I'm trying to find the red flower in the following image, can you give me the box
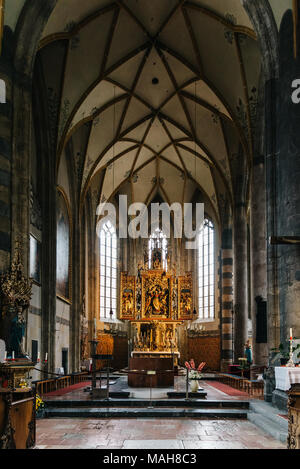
[190,359,196,370]
[197,362,206,372]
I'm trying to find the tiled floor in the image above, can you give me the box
[35,418,286,449]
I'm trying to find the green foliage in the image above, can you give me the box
[271,342,300,359]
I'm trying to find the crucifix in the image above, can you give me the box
[269,236,300,245]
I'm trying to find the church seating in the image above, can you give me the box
[0,389,36,449]
[33,371,89,395]
[217,373,264,398]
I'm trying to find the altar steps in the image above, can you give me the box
[44,407,248,419]
[44,398,249,419]
[167,391,207,399]
[247,401,288,444]
[44,399,249,409]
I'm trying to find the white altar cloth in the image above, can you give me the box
[275,367,300,391]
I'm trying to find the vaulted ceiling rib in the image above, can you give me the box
[39,0,261,219]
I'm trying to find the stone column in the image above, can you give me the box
[276,10,300,343]
[233,204,248,360]
[0,61,12,272]
[251,156,268,365]
[220,227,234,371]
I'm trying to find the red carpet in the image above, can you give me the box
[206,381,249,397]
[43,381,91,396]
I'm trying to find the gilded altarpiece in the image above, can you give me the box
[178,274,193,320]
[120,266,193,358]
[120,273,136,320]
[142,270,172,320]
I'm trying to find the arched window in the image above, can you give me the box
[148,228,168,270]
[100,220,117,319]
[198,219,215,320]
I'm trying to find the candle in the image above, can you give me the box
[4,351,7,361]
[12,351,15,360]
[37,352,40,362]
[45,353,48,362]
[290,328,293,340]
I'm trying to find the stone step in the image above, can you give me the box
[167,391,207,399]
[247,401,288,444]
[83,391,130,398]
[249,400,288,429]
[44,399,249,409]
[45,407,248,419]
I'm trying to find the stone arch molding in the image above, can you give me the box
[241,0,279,80]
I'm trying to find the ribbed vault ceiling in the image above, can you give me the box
[39,0,261,218]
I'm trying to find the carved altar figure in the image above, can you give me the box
[9,307,26,357]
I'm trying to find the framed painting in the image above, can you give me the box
[56,188,71,302]
[29,234,41,285]
[120,273,136,320]
[141,270,172,320]
[178,274,193,320]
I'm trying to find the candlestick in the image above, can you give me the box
[287,330,295,367]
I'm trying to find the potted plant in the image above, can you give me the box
[271,343,300,366]
[185,360,206,393]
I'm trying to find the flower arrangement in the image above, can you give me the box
[36,394,45,418]
[185,359,206,380]
[19,378,29,389]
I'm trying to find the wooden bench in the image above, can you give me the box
[33,371,89,395]
[217,373,264,398]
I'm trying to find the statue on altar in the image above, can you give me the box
[9,306,26,357]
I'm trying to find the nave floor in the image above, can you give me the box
[35,417,286,449]
[42,375,251,401]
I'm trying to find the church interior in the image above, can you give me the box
[0,0,300,451]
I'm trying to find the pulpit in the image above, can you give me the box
[0,387,36,449]
[287,384,300,449]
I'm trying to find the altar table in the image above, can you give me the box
[128,357,174,388]
[275,367,300,391]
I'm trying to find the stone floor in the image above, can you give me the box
[35,418,286,449]
[43,375,251,401]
